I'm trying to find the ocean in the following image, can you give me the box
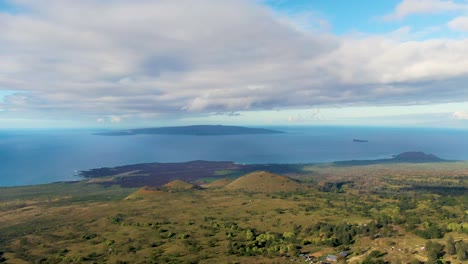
[1,126,467,187]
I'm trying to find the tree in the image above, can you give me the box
[282,232,295,241]
[245,229,255,241]
[425,241,444,264]
[446,236,455,255]
[456,241,468,261]
[426,250,438,264]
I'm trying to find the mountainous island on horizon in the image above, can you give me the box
[94,125,284,136]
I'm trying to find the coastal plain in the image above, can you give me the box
[0,160,467,263]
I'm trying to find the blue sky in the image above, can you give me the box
[265,0,468,38]
[265,0,401,34]
[0,0,19,14]
[1,0,468,128]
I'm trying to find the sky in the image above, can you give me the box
[1,0,468,128]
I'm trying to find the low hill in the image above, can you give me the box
[124,186,164,200]
[78,160,307,188]
[201,178,233,189]
[95,125,283,136]
[162,180,198,191]
[333,151,447,166]
[224,171,301,192]
[392,152,444,162]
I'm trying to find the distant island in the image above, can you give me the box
[353,139,368,143]
[333,151,447,166]
[95,125,284,136]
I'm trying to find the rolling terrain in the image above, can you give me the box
[78,160,307,188]
[0,158,467,263]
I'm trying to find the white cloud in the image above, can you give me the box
[110,116,122,123]
[0,0,468,123]
[97,118,104,123]
[385,0,465,20]
[452,111,468,120]
[287,116,302,122]
[448,16,468,31]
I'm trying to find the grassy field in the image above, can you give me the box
[0,163,467,263]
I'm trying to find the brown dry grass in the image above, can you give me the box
[201,178,232,189]
[224,171,301,193]
[162,179,197,190]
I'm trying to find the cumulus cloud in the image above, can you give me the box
[384,0,465,20]
[96,116,122,123]
[448,16,468,31]
[452,111,468,120]
[1,0,468,122]
[110,116,122,123]
[287,116,302,123]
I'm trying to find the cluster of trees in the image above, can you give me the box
[302,221,395,247]
[224,220,396,258]
[355,192,466,240]
[445,236,468,261]
[363,211,447,240]
[414,224,445,240]
[424,237,468,264]
[228,229,300,257]
[317,181,352,193]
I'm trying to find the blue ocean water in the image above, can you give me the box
[0,126,467,187]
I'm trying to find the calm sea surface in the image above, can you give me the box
[1,126,467,187]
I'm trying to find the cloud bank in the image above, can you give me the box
[1,0,468,123]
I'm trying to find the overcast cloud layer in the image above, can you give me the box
[1,0,468,124]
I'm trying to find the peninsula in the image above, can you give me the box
[79,152,449,188]
[333,151,447,166]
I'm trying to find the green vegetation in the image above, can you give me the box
[0,162,467,263]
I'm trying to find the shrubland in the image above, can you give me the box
[0,162,467,263]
